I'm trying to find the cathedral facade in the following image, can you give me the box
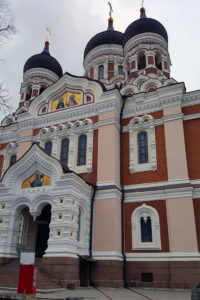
[0,6,199,289]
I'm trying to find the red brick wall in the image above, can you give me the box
[146,67,157,75]
[147,56,154,65]
[122,125,168,185]
[90,67,94,79]
[131,61,136,70]
[0,156,4,178]
[125,200,169,252]
[183,104,200,115]
[184,119,200,180]
[108,62,114,80]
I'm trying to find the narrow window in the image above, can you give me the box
[77,134,87,166]
[138,52,146,70]
[98,65,104,80]
[10,154,17,167]
[77,208,82,242]
[44,141,52,156]
[140,216,152,242]
[155,53,162,70]
[118,65,123,75]
[138,131,148,164]
[60,138,69,166]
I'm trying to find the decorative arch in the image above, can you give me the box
[2,144,63,192]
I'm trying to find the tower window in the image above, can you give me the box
[44,141,52,156]
[137,52,146,70]
[10,155,17,167]
[98,65,104,80]
[138,131,148,164]
[60,138,69,166]
[155,52,162,70]
[118,65,123,75]
[77,134,87,166]
[140,216,152,242]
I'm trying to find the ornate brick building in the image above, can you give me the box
[0,6,199,289]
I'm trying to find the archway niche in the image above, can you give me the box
[16,206,37,254]
[15,204,52,258]
[35,204,52,257]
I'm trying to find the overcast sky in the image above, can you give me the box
[0,0,200,119]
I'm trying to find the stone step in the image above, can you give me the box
[0,258,61,290]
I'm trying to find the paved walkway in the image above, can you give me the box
[0,287,192,300]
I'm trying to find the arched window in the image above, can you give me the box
[155,52,162,70]
[44,141,52,156]
[98,65,104,80]
[10,154,17,167]
[60,138,69,166]
[140,216,152,242]
[77,134,87,166]
[137,52,146,70]
[118,65,123,75]
[131,204,161,250]
[138,131,148,164]
[77,208,82,242]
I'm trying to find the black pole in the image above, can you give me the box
[89,184,97,286]
[119,94,128,288]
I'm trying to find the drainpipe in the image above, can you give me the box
[119,94,128,288]
[89,184,97,286]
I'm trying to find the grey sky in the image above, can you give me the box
[0,0,200,119]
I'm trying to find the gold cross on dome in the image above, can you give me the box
[108,2,113,18]
[141,0,144,7]
[46,27,51,42]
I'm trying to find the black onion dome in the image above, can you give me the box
[23,41,63,78]
[84,18,123,59]
[124,8,168,46]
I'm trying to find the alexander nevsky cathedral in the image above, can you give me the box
[0,3,199,290]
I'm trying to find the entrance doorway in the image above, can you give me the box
[35,204,51,257]
[16,204,51,258]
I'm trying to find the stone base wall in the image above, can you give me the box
[92,260,123,287]
[126,261,200,289]
[41,257,80,289]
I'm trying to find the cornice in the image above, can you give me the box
[122,84,184,119]
[182,89,200,107]
[23,68,59,82]
[84,44,123,69]
[124,32,168,55]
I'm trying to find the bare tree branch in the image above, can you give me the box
[0,0,16,114]
[0,82,11,113]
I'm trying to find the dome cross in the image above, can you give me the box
[108,2,113,18]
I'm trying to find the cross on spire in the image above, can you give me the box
[46,27,51,42]
[108,2,113,18]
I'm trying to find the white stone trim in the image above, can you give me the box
[93,251,123,261]
[126,252,200,261]
[131,204,161,250]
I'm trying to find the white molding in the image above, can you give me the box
[23,68,59,82]
[95,188,122,202]
[124,33,168,56]
[183,112,200,121]
[124,178,190,190]
[93,251,123,261]
[126,252,200,261]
